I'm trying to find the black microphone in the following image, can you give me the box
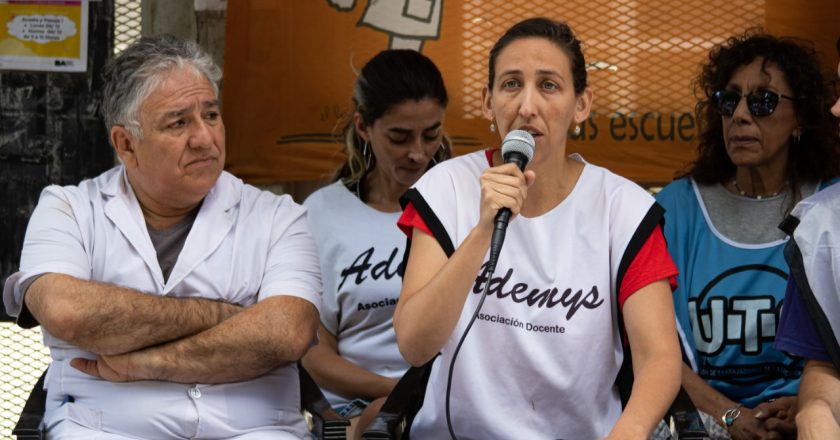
[486,129,536,273]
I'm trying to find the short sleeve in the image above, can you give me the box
[259,198,323,315]
[776,278,830,361]
[785,184,840,366]
[3,186,93,325]
[397,202,432,238]
[618,226,678,309]
[303,190,339,335]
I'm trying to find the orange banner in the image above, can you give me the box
[223,0,767,184]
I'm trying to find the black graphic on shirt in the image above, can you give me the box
[472,262,604,321]
[357,297,398,311]
[338,246,404,291]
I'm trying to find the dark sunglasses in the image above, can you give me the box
[711,89,796,117]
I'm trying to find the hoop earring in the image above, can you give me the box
[431,143,445,165]
[792,131,801,146]
[490,122,496,133]
[573,124,581,136]
[362,141,372,170]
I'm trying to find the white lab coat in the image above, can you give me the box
[3,167,322,439]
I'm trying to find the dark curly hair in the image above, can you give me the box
[682,29,840,200]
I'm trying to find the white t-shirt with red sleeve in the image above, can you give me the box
[398,150,676,440]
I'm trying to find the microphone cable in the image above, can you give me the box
[443,130,533,439]
[445,265,494,440]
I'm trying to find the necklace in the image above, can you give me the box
[732,179,787,200]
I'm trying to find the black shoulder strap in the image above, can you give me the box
[13,368,48,440]
[784,226,840,372]
[613,202,708,440]
[615,202,665,407]
[399,188,457,287]
[362,360,435,439]
[400,188,455,256]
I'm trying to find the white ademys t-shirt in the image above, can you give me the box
[404,151,658,440]
[305,181,409,406]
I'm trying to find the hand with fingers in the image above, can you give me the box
[477,162,536,234]
[754,396,797,439]
[71,354,143,382]
[725,404,786,440]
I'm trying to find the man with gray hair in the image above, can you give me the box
[3,34,322,439]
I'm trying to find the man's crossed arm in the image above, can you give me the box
[26,273,319,384]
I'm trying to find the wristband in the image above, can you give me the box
[721,403,743,428]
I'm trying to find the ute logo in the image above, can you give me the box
[688,265,787,356]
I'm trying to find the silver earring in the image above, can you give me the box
[431,143,445,165]
[490,122,496,133]
[793,131,801,145]
[573,124,582,136]
[362,141,372,170]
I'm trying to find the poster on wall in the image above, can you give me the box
[223,1,767,184]
[0,0,88,72]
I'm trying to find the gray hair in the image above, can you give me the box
[101,34,221,141]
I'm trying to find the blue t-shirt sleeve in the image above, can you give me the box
[776,277,831,362]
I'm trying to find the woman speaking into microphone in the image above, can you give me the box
[393,17,682,439]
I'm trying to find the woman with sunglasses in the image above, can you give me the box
[656,31,840,440]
